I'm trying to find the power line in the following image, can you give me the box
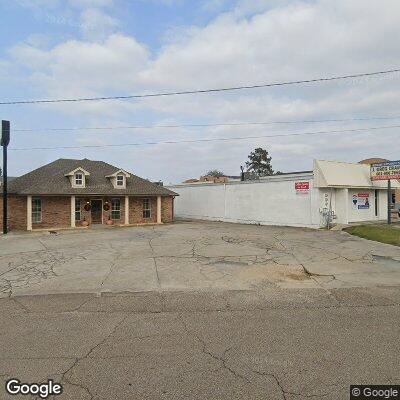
[2,68,400,105]
[11,114,400,133]
[9,124,400,151]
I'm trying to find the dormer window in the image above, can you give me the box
[116,175,124,187]
[106,169,130,189]
[75,173,83,186]
[65,167,90,188]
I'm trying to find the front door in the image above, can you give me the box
[91,200,102,224]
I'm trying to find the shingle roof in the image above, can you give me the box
[8,158,177,196]
[0,176,17,185]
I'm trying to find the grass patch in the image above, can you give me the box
[345,224,400,246]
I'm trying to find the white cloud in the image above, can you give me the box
[11,34,149,93]
[200,0,231,12]
[14,0,61,10]
[80,8,119,39]
[5,0,400,180]
[68,0,114,8]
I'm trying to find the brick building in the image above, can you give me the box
[0,158,177,232]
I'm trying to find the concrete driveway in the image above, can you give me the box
[1,220,400,297]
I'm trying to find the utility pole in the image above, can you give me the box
[388,179,392,225]
[1,120,10,234]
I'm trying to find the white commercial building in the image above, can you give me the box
[168,160,399,229]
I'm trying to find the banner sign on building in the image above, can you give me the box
[370,160,400,181]
[352,193,370,209]
[295,181,310,194]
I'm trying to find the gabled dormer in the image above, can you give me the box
[65,167,90,188]
[106,169,130,189]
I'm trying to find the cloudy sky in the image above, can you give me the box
[0,0,399,183]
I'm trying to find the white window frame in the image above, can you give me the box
[75,173,84,187]
[75,199,81,221]
[143,198,151,219]
[116,175,124,187]
[32,198,42,224]
[111,198,121,220]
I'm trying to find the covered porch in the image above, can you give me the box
[26,195,169,231]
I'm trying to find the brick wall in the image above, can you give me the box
[162,196,174,223]
[0,194,174,231]
[32,196,70,230]
[129,196,157,224]
[0,195,27,231]
[106,197,125,225]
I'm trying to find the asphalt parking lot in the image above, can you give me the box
[1,220,400,297]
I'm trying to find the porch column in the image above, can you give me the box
[343,188,349,225]
[157,196,162,224]
[27,195,32,231]
[125,196,129,225]
[71,195,76,228]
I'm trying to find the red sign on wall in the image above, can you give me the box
[295,182,310,190]
[295,181,310,194]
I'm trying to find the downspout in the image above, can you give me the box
[223,184,227,221]
[327,188,333,229]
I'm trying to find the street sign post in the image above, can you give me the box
[1,120,10,234]
[370,160,400,225]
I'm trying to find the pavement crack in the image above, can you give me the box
[301,264,336,280]
[148,237,161,288]
[179,316,248,383]
[100,253,123,289]
[85,314,128,359]
[63,373,94,400]
[250,369,331,399]
[71,297,95,312]
[11,298,30,312]
[60,314,128,397]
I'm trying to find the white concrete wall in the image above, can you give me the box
[347,189,381,223]
[378,190,388,220]
[318,188,388,224]
[334,188,348,225]
[318,188,336,227]
[169,175,321,228]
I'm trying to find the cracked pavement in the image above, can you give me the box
[1,287,400,399]
[1,220,400,297]
[0,221,400,399]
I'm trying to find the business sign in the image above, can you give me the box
[352,193,370,209]
[370,160,400,181]
[295,181,310,194]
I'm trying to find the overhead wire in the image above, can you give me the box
[9,124,400,151]
[1,68,399,105]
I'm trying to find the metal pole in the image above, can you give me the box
[240,166,245,181]
[388,179,391,225]
[1,120,10,234]
[2,144,7,234]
